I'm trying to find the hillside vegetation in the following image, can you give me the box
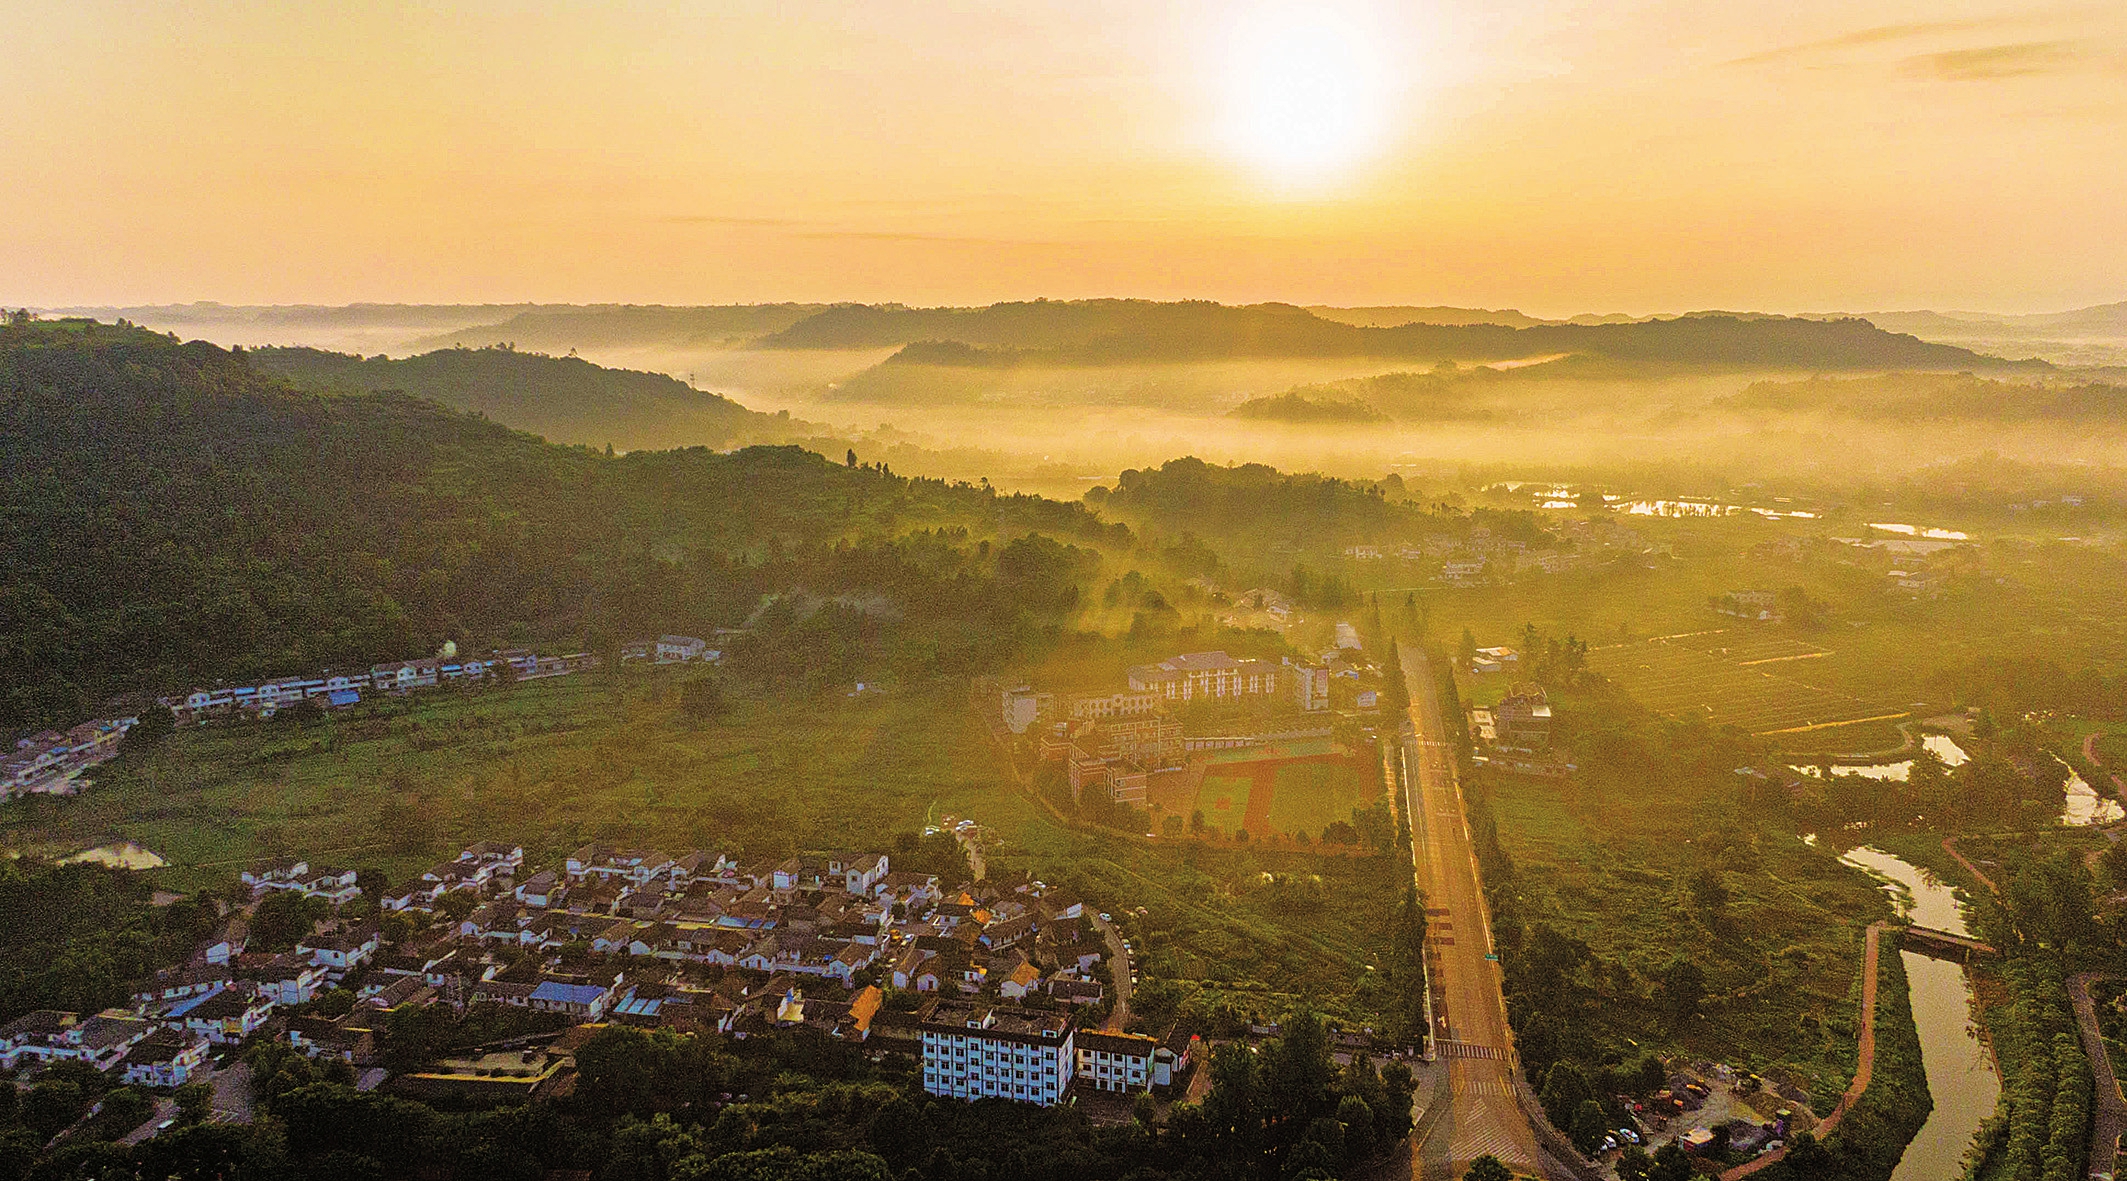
[251,345,803,451]
[0,318,1126,727]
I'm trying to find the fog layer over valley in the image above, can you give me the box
[117,298,2127,517]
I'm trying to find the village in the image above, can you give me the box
[0,832,1201,1124]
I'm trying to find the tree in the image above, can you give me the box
[1649,1140,1695,1181]
[1569,1098,1608,1156]
[1656,958,1706,1019]
[20,1080,85,1139]
[124,705,176,752]
[1687,866,1728,923]
[175,1080,215,1125]
[1464,1155,1513,1181]
[1616,1144,1654,1181]
[679,673,730,724]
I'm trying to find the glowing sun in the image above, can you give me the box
[1218,3,1395,189]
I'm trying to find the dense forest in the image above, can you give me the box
[1225,393,1387,424]
[250,345,802,452]
[0,318,1128,728]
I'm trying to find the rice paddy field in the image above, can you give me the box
[1585,631,1909,746]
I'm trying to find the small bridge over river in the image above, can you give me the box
[1900,925,1996,963]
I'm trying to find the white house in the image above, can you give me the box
[120,1031,211,1088]
[655,635,708,663]
[298,929,380,971]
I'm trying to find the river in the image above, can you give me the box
[1798,736,2121,827]
[1839,847,2001,1181]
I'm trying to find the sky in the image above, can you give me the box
[2,0,2123,315]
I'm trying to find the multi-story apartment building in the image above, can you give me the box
[1074,1029,1161,1092]
[918,1000,1075,1106]
[1127,651,1284,702]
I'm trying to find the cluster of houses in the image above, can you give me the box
[9,633,731,804]
[618,634,729,665]
[1338,526,1595,588]
[4,840,1190,1108]
[157,646,601,725]
[1469,685,1575,779]
[3,715,138,800]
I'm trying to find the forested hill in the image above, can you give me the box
[1723,372,2127,421]
[250,345,803,452]
[0,318,1128,728]
[404,303,828,352]
[758,299,2044,372]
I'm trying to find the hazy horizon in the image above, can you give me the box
[6,1,2124,314]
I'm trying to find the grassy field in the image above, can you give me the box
[1484,764,1895,1097]
[1585,634,1904,739]
[1,665,1408,1030]
[3,670,1024,887]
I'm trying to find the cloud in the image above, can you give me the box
[1906,41,2080,80]
[1728,18,2014,66]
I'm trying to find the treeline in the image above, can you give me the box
[1728,373,2127,423]
[10,1011,1413,1181]
[1089,457,1544,561]
[1961,851,2106,1181]
[0,860,218,1024]
[0,319,1131,728]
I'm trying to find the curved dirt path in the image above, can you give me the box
[1721,922,1886,1180]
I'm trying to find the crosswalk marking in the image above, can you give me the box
[1438,1040,1502,1060]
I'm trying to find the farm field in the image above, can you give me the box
[1586,631,1907,742]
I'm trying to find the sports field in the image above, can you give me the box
[1587,631,1906,739]
[1189,741,1376,839]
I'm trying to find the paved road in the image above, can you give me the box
[1397,644,1543,1179]
[1097,913,1133,1032]
[2070,973,2127,1180]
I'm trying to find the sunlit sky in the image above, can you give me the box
[3,0,2123,314]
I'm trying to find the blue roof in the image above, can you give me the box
[328,689,361,706]
[529,981,607,1006]
[165,983,226,1019]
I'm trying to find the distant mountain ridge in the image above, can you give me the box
[404,303,829,352]
[251,345,808,451]
[794,301,2044,373]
